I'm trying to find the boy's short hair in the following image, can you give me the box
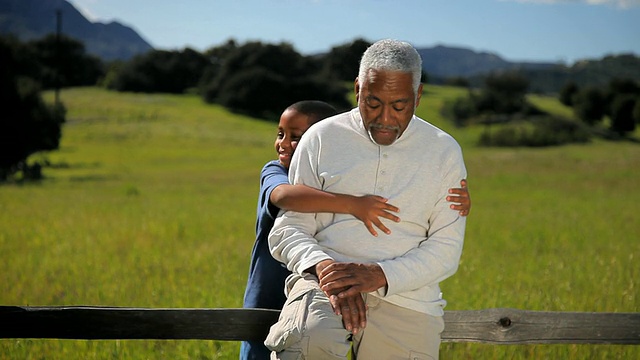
[286,100,338,125]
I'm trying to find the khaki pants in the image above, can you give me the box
[265,275,444,359]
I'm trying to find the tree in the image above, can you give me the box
[215,67,288,118]
[479,72,530,114]
[198,40,240,93]
[203,39,239,72]
[634,98,640,124]
[559,81,578,107]
[108,48,209,93]
[201,41,350,119]
[607,78,640,96]
[573,87,606,125]
[441,97,477,127]
[441,71,544,128]
[320,38,371,81]
[604,78,640,119]
[28,34,104,89]
[1,36,66,181]
[610,95,637,135]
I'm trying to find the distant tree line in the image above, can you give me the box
[559,78,640,136]
[455,54,640,95]
[442,71,639,146]
[0,35,371,180]
[4,31,639,170]
[102,39,375,119]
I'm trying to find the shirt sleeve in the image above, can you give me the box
[376,144,467,296]
[259,161,290,222]
[268,136,333,275]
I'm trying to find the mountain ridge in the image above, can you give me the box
[0,0,152,60]
[1,0,637,91]
[417,44,559,78]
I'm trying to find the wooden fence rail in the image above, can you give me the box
[1,306,639,345]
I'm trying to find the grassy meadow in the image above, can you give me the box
[1,86,638,359]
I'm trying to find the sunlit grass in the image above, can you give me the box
[1,87,638,359]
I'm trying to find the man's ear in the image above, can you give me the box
[416,83,424,106]
[354,77,360,102]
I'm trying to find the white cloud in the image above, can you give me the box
[501,0,640,8]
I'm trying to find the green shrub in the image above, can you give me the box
[479,116,590,147]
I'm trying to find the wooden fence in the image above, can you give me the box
[1,306,639,345]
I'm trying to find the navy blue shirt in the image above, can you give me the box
[241,161,292,359]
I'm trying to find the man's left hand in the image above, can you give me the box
[318,262,387,299]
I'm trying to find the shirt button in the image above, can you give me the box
[380,170,386,175]
[382,153,388,158]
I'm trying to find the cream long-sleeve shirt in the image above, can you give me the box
[268,108,467,316]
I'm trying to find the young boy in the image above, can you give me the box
[240,101,471,359]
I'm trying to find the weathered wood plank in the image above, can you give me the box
[1,306,638,345]
[442,308,640,344]
[0,306,280,341]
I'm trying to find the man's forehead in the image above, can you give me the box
[363,70,412,86]
[362,74,414,99]
[364,94,411,104]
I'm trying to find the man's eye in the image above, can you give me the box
[365,98,380,108]
[277,132,284,139]
[393,106,406,111]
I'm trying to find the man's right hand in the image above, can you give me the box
[327,290,367,334]
[312,260,367,333]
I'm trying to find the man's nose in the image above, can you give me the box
[380,106,394,124]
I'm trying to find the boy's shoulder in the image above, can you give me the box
[261,160,286,174]
[263,159,283,167]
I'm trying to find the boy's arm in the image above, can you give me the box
[271,179,472,236]
[271,184,400,236]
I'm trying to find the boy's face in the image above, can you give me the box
[275,109,312,169]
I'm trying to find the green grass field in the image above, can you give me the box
[1,87,638,359]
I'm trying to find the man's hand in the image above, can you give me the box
[312,260,379,334]
[319,262,387,333]
[318,262,387,298]
[327,291,367,334]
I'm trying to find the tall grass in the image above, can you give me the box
[0,87,638,359]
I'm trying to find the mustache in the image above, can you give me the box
[368,123,400,131]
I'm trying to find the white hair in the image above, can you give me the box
[358,39,423,96]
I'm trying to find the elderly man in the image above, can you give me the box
[265,39,467,359]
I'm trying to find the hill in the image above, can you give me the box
[2,0,636,93]
[417,45,557,78]
[419,45,640,93]
[0,0,152,60]
[522,53,640,93]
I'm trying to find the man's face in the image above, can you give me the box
[356,69,422,146]
[274,109,311,169]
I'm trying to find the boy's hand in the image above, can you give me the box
[349,195,400,236]
[447,179,471,216]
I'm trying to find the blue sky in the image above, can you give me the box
[68,0,639,64]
